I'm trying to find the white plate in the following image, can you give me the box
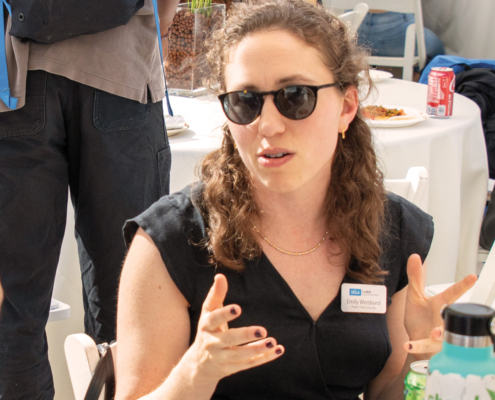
[165,115,186,130]
[365,105,429,128]
[369,70,393,83]
[167,124,189,136]
[50,298,59,310]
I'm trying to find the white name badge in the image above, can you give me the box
[341,283,387,314]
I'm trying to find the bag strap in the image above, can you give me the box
[84,343,116,400]
[151,0,174,116]
[0,0,18,109]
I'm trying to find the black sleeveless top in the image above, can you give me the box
[123,185,434,400]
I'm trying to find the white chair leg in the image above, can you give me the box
[65,334,101,400]
[402,23,416,81]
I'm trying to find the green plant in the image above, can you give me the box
[189,0,212,13]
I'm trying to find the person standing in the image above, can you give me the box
[0,0,179,398]
[357,10,445,66]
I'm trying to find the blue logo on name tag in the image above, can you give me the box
[350,289,361,296]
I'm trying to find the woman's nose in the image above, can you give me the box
[257,95,285,137]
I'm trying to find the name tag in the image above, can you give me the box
[341,283,387,314]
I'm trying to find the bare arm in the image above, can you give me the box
[115,228,213,400]
[157,0,180,36]
[116,228,284,400]
[365,256,477,400]
[157,0,181,59]
[364,286,409,400]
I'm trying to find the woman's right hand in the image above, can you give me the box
[186,274,284,382]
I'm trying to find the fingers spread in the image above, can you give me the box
[406,254,425,296]
[228,343,285,373]
[431,326,444,340]
[203,274,229,313]
[404,337,442,355]
[405,325,444,355]
[217,326,267,348]
[439,274,477,304]
[219,337,279,363]
[202,304,242,332]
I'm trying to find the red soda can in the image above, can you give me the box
[426,67,455,118]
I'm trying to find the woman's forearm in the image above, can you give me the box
[138,348,219,400]
[373,353,416,400]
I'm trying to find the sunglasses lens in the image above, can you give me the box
[276,86,316,120]
[222,91,261,124]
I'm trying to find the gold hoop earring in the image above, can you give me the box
[234,142,237,149]
[341,127,346,140]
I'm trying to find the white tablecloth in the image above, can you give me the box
[167,78,488,285]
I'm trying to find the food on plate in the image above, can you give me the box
[363,105,406,120]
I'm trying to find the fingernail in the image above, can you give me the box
[255,330,262,338]
[230,307,237,315]
[276,348,282,355]
[408,343,413,350]
[266,341,273,348]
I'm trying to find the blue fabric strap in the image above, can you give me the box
[151,0,173,116]
[0,0,18,110]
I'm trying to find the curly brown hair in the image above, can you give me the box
[195,0,387,283]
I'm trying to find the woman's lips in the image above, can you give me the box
[258,152,294,167]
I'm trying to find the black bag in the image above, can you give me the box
[84,343,116,400]
[9,0,145,44]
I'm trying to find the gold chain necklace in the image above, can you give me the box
[251,224,328,256]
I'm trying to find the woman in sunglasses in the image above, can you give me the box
[115,1,476,399]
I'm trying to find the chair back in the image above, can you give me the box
[65,334,117,400]
[384,166,428,212]
[426,241,495,309]
[323,0,415,14]
[469,241,495,307]
[337,3,369,35]
[322,0,426,80]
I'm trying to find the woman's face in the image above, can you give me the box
[224,29,358,195]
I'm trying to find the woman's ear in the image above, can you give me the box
[339,86,359,128]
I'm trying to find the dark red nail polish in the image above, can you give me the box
[266,341,274,348]
[408,343,413,350]
[255,330,262,338]
[230,307,237,315]
[276,348,282,355]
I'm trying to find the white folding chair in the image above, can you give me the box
[321,0,427,81]
[477,179,495,266]
[65,334,117,400]
[426,240,495,309]
[426,178,495,307]
[336,3,369,36]
[384,166,428,211]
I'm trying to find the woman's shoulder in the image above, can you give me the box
[383,191,435,259]
[123,184,211,304]
[385,192,433,228]
[123,184,206,248]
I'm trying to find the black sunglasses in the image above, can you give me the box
[218,83,340,125]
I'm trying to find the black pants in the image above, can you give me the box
[0,71,171,399]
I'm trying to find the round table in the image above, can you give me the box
[167,78,488,285]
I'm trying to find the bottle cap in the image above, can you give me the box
[442,303,495,337]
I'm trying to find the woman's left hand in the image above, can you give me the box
[402,254,477,359]
[405,325,444,355]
